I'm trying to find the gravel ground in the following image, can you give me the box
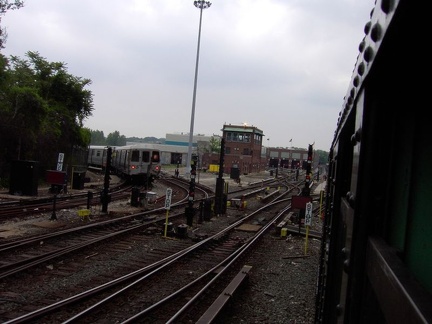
[217,228,321,324]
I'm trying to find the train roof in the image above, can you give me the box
[88,144,193,154]
[115,144,160,150]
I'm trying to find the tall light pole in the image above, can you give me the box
[186,0,211,176]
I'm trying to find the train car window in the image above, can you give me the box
[152,151,160,162]
[123,151,128,167]
[131,150,140,162]
[142,151,150,163]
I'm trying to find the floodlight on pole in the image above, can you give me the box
[186,0,211,176]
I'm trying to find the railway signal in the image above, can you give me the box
[301,144,313,197]
[215,138,226,215]
[186,158,197,226]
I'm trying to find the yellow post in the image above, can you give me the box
[304,225,310,255]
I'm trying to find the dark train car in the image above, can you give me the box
[269,157,279,168]
[315,0,430,323]
[280,158,290,169]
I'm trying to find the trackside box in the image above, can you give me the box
[46,170,67,185]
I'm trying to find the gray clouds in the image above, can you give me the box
[2,0,373,150]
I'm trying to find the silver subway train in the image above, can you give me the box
[87,144,161,183]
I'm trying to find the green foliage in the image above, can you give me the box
[89,132,165,146]
[90,129,106,145]
[209,136,221,153]
[80,128,91,147]
[0,51,94,179]
[315,149,329,165]
[106,130,126,146]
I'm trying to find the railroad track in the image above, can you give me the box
[0,182,323,323]
[0,182,133,220]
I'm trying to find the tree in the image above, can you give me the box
[315,149,329,165]
[89,129,106,145]
[208,136,221,153]
[0,51,94,180]
[0,0,24,49]
[106,131,126,146]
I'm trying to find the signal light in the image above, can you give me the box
[188,191,195,200]
[131,165,136,169]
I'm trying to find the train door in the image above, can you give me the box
[141,150,150,176]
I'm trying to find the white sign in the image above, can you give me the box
[57,153,65,171]
[305,202,313,226]
[165,188,172,210]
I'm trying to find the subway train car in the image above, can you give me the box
[88,144,161,184]
[111,144,161,183]
[87,145,110,170]
[315,0,430,323]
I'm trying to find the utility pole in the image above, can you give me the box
[186,0,212,176]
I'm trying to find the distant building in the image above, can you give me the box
[201,123,311,175]
[165,133,212,147]
[201,124,266,174]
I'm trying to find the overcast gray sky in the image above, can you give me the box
[2,0,374,151]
